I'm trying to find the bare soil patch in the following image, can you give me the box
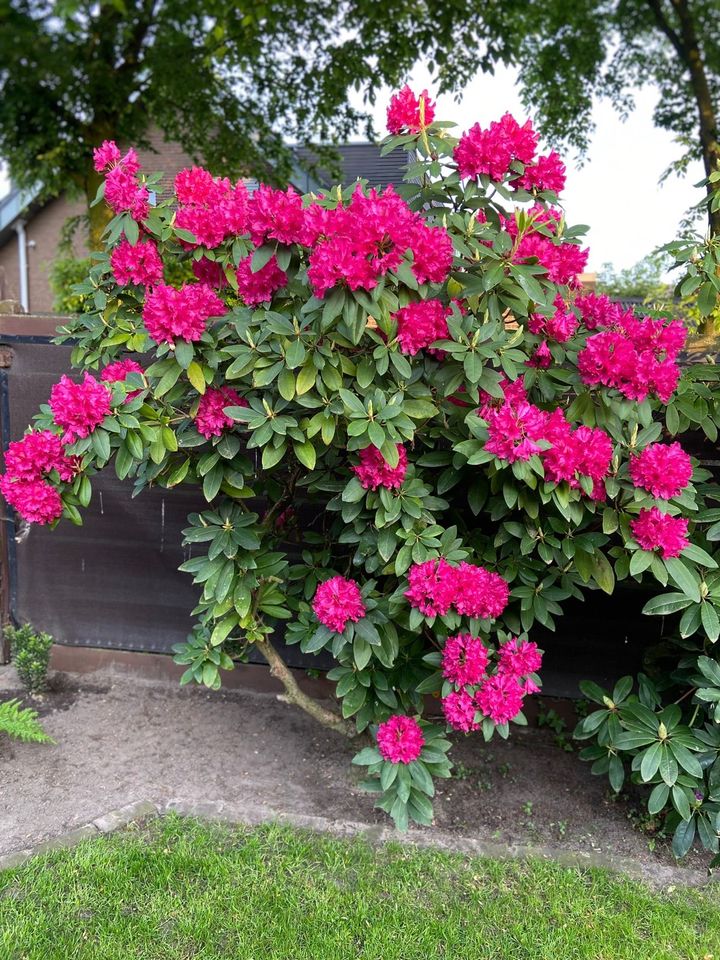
[0,663,711,885]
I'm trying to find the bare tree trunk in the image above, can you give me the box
[646,0,720,234]
[253,635,359,739]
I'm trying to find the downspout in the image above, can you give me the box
[13,220,29,312]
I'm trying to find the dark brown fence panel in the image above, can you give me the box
[0,316,672,694]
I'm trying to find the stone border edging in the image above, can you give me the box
[0,797,710,889]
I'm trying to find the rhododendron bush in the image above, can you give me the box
[6,89,720,849]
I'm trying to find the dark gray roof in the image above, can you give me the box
[292,143,408,192]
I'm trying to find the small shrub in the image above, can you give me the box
[6,623,53,694]
[49,256,94,314]
[0,699,53,743]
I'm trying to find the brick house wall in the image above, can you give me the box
[0,129,198,314]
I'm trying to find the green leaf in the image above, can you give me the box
[642,592,694,616]
[353,636,371,670]
[91,428,111,462]
[293,441,316,470]
[592,551,615,595]
[664,557,701,602]
[672,817,696,858]
[278,368,296,401]
[187,361,206,394]
[702,602,720,642]
[352,747,382,766]
[174,340,193,369]
[640,742,662,782]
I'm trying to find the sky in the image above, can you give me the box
[357,63,706,276]
[0,63,705,275]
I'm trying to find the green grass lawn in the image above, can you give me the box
[1,816,719,960]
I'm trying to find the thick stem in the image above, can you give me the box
[85,168,112,252]
[254,635,358,739]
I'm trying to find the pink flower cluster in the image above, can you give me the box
[405,559,509,620]
[513,151,566,194]
[94,141,149,221]
[249,185,309,247]
[195,387,247,439]
[49,373,112,443]
[312,576,367,633]
[0,429,80,526]
[0,477,63,525]
[376,714,425,764]
[631,507,689,559]
[174,167,249,248]
[386,86,435,135]
[235,255,287,306]
[629,442,692,500]
[442,633,489,686]
[455,114,538,181]
[306,186,453,298]
[110,238,164,287]
[101,358,144,401]
[479,379,613,496]
[394,300,450,355]
[441,636,542,731]
[353,444,408,490]
[528,295,578,343]
[502,206,588,286]
[454,114,566,194]
[142,283,226,344]
[577,309,686,404]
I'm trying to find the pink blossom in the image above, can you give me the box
[312,576,366,633]
[574,292,622,330]
[513,151,566,194]
[195,387,246,439]
[353,444,408,490]
[528,296,578,343]
[248,185,310,246]
[192,257,227,287]
[452,562,510,620]
[475,673,525,725]
[455,114,538,181]
[442,690,480,732]
[514,233,588,286]
[541,413,613,490]
[306,186,451,297]
[110,238,164,287]
[93,140,122,172]
[104,154,149,221]
[386,86,435,134]
[631,507,689,559]
[478,377,528,419]
[174,168,249,248]
[143,283,226,344]
[394,300,450,355]
[441,633,489,686]
[2,430,77,483]
[376,714,425,763]
[497,638,542,678]
[235,255,287,306]
[49,373,112,443]
[101,359,144,401]
[578,323,683,404]
[527,341,552,368]
[484,400,548,463]
[410,224,454,285]
[405,558,457,617]
[0,476,63,525]
[629,442,692,500]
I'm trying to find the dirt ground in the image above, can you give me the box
[0,663,712,885]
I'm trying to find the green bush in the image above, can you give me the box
[48,257,94,314]
[0,698,53,743]
[6,623,53,694]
